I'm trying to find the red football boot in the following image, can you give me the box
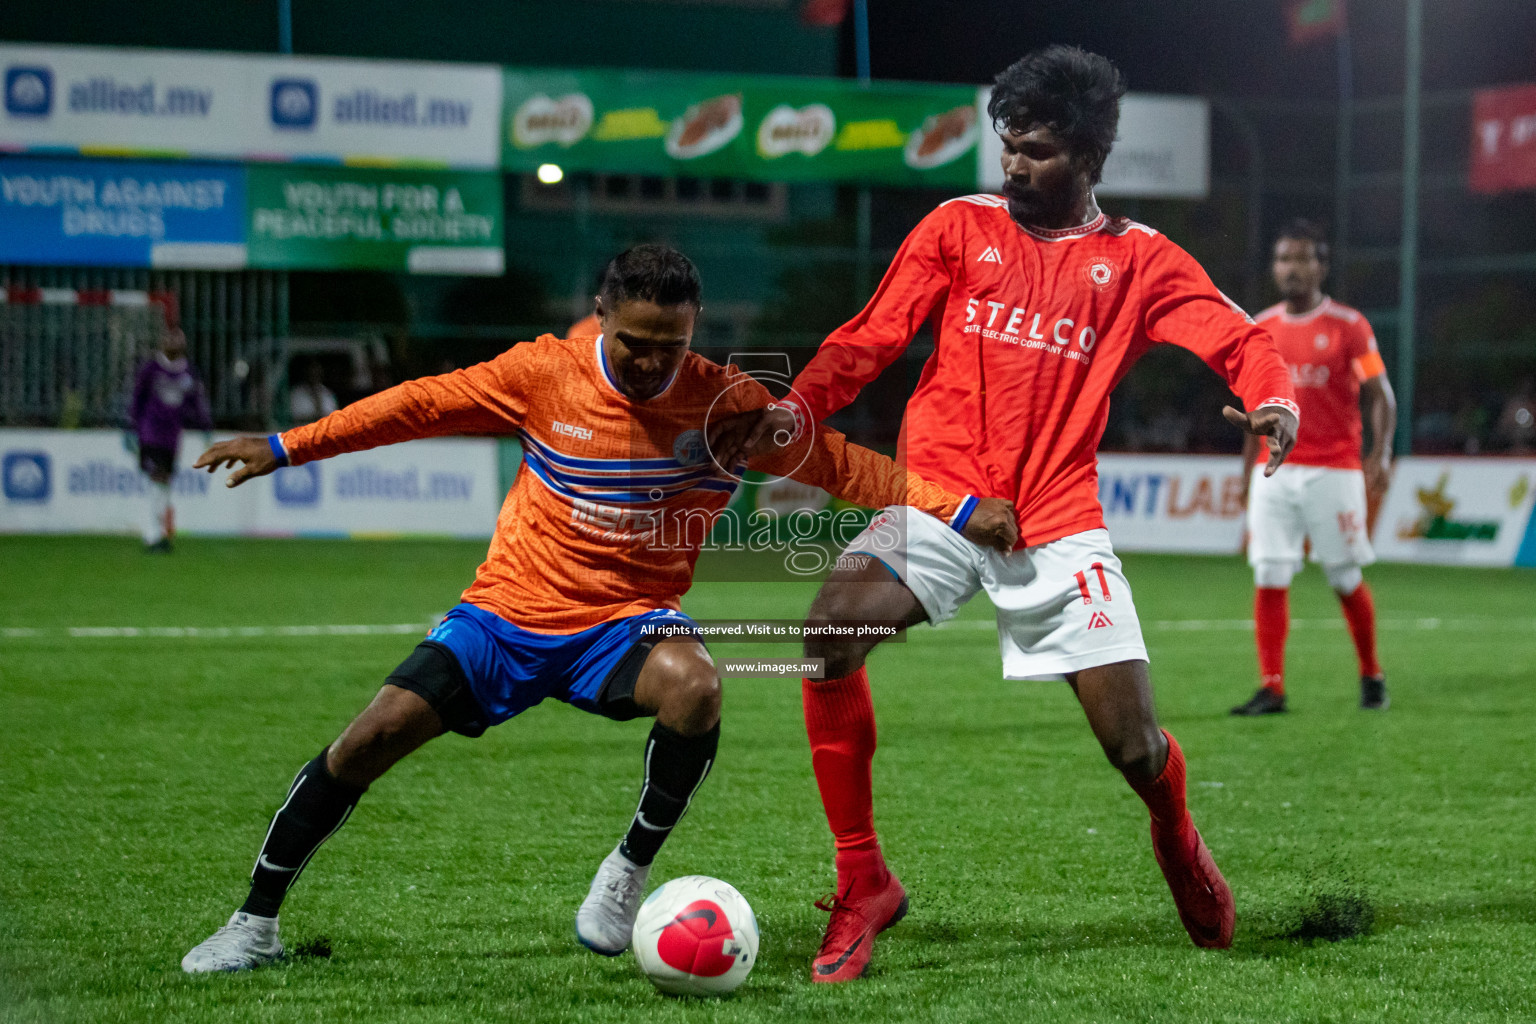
[1151,819,1235,949]
[810,860,908,982]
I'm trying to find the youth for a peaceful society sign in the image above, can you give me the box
[245,165,503,274]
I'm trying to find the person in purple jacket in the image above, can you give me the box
[130,326,211,552]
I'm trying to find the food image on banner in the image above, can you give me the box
[757,103,836,159]
[665,94,743,160]
[903,104,977,169]
[0,156,246,268]
[501,69,980,186]
[510,92,593,149]
[246,165,503,274]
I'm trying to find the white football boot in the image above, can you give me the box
[575,844,650,956]
[181,911,284,973]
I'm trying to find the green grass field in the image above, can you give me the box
[2,536,1533,1023]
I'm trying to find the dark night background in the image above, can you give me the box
[4,1,1534,451]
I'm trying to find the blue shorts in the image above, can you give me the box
[420,603,701,728]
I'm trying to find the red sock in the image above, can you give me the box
[1337,582,1381,677]
[1255,587,1289,694]
[1129,730,1191,836]
[802,669,883,884]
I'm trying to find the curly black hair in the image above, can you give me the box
[599,244,702,309]
[987,45,1127,186]
[1276,219,1331,262]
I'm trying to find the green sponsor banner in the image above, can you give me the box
[504,70,981,187]
[246,165,505,275]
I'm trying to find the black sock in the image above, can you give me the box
[240,748,362,918]
[618,721,718,867]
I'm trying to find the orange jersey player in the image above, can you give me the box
[1231,221,1397,717]
[179,244,1016,975]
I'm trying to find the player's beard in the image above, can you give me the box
[1002,183,1075,230]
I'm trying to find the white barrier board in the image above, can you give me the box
[1372,457,1536,567]
[1096,453,1246,554]
[0,429,501,538]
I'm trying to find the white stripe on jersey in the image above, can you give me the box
[940,193,1009,209]
[1101,218,1159,238]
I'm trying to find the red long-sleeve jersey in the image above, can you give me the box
[1252,298,1384,470]
[783,195,1298,547]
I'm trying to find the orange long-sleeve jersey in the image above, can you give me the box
[279,334,974,633]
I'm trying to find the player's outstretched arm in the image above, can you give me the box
[1222,404,1299,477]
[280,345,535,467]
[707,210,954,472]
[195,436,279,488]
[754,424,1018,554]
[1140,239,1299,474]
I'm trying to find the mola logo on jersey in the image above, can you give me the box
[552,420,593,442]
[976,246,1003,264]
[572,498,660,539]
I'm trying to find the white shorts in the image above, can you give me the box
[1246,463,1375,569]
[842,508,1148,680]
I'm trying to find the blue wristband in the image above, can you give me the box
[949,495,979,534]
[266,434,290,467]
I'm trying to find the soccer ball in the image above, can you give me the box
[631,875,758,997]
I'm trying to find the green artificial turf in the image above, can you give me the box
[1,536,1533,1022]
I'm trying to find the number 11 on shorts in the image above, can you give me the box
[1074,562,1113,604]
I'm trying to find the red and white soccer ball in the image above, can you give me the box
[631,876,759,997]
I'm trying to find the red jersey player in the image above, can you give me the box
[716,46,1299,980]
[1230,221,1396,716]
[178,245,1014,974]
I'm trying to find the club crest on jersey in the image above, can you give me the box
[1314,332,1330,350]
[673,429,708,466]
[1082,257,1119,291]
[976,246,1003,264]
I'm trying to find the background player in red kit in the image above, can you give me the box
[1231,221,1396,716]
[716,46,1299,980]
